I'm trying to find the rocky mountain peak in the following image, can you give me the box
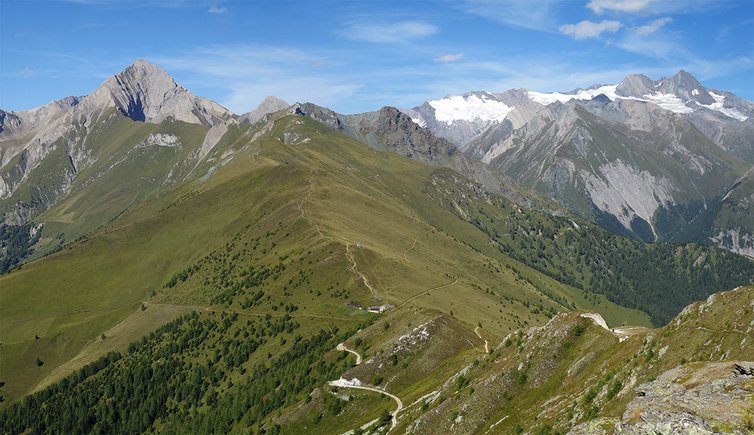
[241,96,289,124]
[258,96,288,110]
[616,73,654,98]
[658,70,715,105]
[100,59,183,122]
[85,59,233,126]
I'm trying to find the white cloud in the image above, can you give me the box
[587,0,724,15]
[458,0,561,31]
[342,21,438,43]
[154,45,363,113]
[587,0,652,14]
[636,17,672,35]
[207,6,227,14]
[616,17,677,58]
[559,20,622,39]
[435,53,464,63]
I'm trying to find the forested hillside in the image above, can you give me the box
[428,172,754,325]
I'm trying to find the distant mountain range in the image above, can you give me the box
[403,71,754,254]
[1,62,753,259]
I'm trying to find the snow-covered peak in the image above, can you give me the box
[428,93,513,124]
[528,85,694,115]
[526,74,750,120]
[527,85,619,105]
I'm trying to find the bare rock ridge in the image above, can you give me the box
[1,59,235,141]
[616,70,715,105]
[0,60,236,191]
[292,103,503,190]
[0,96,82,139]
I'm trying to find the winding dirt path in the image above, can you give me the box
[403,228,433,262]
[297,170,379,299]
[297,170,318,219]
[346,244,378,298]
[336,343,362,365]
[399,279,458,307]
[330,344,403,431]
[474,326,489,354]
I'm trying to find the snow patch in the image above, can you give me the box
[527,84,747,119]
[641,93,694,114]
[527,85,619,105]
[702,92,748,121]
[411,116,427,128]
[428,94,512,124]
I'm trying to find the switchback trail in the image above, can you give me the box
[297,168,380,299]
[346,244,378,298]
[331,344,403,431]
[336,343,362,364]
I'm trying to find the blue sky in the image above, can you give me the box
[1,0,752,114]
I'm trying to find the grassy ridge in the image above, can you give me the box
[1,113,752,433]
[0,114,647,410]
[5,112,750,431]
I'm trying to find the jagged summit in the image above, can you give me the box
[84,59,234,126]
[240,96,289,124]
[655,69,715,105]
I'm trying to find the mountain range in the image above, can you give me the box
[0,60,752,433]
[403,71,754,254]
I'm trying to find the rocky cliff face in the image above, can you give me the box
[0,96,81,141]
[483,99,748,242]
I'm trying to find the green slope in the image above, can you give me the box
[1,114,751,433]
[0,114,639,409]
